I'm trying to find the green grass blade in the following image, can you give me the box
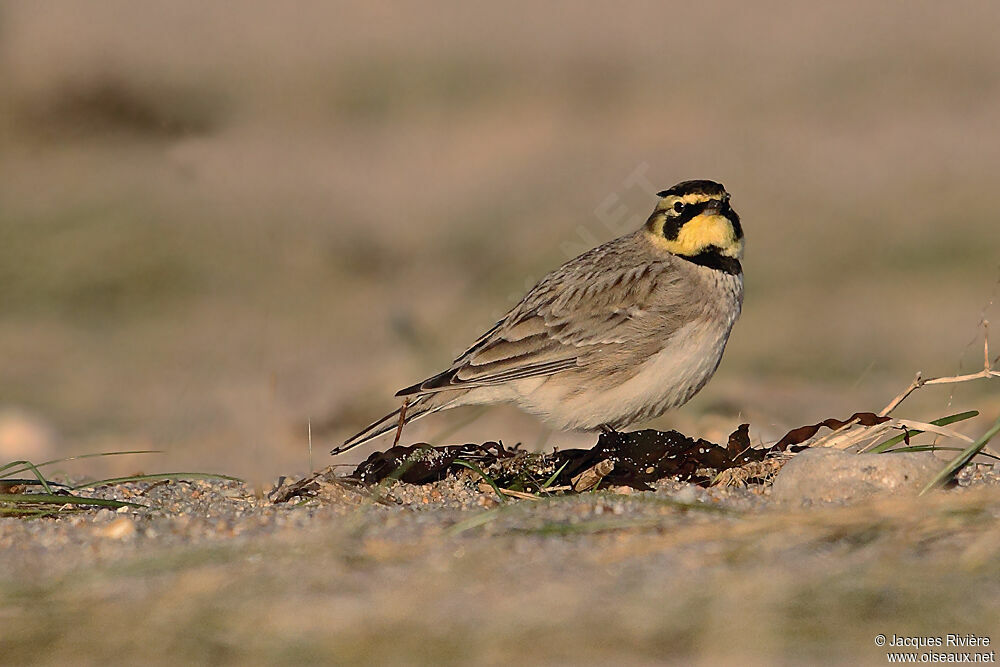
[0,506,78,517]
[447,506,505,536]
[540,461,569,490]
[513,516,667,536]
[869,410,979,453]
[887,445,962,454]
[452,460,506,503]
[0,450,162,479]
[0,493,143,508]
[885,445,999,461]
[0,460,30,475]
[0,460,55,494]
[70,471,242,491]
[0,479,71,488]
[920,416,1000,495]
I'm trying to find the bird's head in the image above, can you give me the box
[644,180,744,262]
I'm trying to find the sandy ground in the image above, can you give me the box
[2,458,999,665]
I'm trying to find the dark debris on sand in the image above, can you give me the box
[350,426,780,490]
[270,412,897,504]
[272,424,801,503]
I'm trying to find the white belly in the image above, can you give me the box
[501,319,735,431]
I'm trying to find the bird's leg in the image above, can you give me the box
[392,398,410,447]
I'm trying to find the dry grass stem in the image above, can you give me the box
[801,329,999,454]
[880,328,999,417]
[392,398,410,447]
[890,419,973,443]
[807,417,974,453]
[498,488,541,501]
[815,423,896,451]
[476,483,540,501]
[571,460,615,492]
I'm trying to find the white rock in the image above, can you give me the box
[771,448,943,505]
[670,485,700,504]
[97,517,136,540]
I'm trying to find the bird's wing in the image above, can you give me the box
[397,245,696,396]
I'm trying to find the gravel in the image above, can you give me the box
[2,456,998,664]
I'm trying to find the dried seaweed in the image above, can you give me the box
[352,442,515,485]
[772,412,890,449]
[347,424,785,492]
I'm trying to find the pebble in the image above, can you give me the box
[771,448,942,505]
[670,485,700,504]
[98,517,136,540]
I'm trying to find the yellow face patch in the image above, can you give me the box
[646,213,744,258]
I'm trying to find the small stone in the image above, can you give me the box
[98,517,136,540]
[670,485,699,504]
[771,448,943,505]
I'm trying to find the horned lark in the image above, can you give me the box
[334,179,744,455]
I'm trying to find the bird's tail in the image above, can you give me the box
[331,394,454,456]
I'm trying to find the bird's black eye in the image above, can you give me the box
[672,201,684,214]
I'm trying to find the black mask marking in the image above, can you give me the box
[678,247,742,275]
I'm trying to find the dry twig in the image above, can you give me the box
[880,325,999,417]
[571,459,614,492]
[392,397,410,447]
[476,483,540,501]
[808,327,999,453]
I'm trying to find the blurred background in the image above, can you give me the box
[1,1,999,483]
